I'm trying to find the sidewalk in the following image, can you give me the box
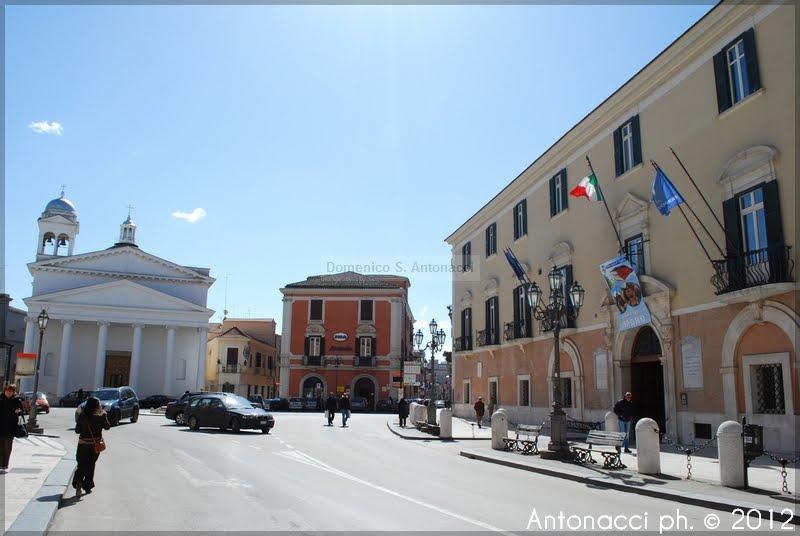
[387,415,492,440]
[460,432,798,520]
[2,434,70,532]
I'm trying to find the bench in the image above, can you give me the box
[571,430,628,469]
[502,423,544,455]
[414,421,441,436]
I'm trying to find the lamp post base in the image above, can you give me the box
[540,410,572,460]
[25,423,43,434]
[427,402,437,425]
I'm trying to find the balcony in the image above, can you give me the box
[354,356,374,367]
[504,319,533,341]
[303,355,323,366]
[218,364,268,375]
[711,245,794,295]
[476,329,500,347]
[453,336,472,352]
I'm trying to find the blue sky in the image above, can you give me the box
[5,4,713,349]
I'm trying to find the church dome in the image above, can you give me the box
[42,193,77,221]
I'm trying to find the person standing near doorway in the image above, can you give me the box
[474,397,485,428]
[0,384,23,473]
[325,393,337,426]
[340,394,351,427]
[613,392,635,453]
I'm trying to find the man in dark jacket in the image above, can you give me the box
[0,384,24,472]
[474,397,486,428]
[613,392,635,453]
[324,393,337,426]
[398,398,409,427]
[340,394,351,427]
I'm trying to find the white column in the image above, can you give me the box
[23,317,37,353]
[389,299,401,356]
[280,297,292,355]
[129,324,143,392]
[56,320,74,396]
[721,366,738,421]
[279,357,289,397]
[163,326,176,396]
[196,327,208,391]
[93,322,109,388]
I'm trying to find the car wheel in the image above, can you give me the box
[261,426,270,434]
[188,416,199,430]
[230,418,241,433]
[130,408,139,423]
[110,411,120,426]
[175,412,186,426]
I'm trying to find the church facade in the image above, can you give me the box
[21,192,215,398]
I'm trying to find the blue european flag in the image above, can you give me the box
[652,168,685,216]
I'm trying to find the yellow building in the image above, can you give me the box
[446,3,796,452]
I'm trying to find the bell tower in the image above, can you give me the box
[116,206,138,247]
[37,188,79,261]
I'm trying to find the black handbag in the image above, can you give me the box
[15,415,28,438]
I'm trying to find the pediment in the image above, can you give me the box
[31,246,211,282]
[38,214,76,225]
[356,323,377,336]
[616,194,649,221]
[30,280,210,313]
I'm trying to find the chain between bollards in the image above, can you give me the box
[762,450,799,494]
[662,435,718,480]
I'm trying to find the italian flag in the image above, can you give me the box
[569,173,602,202]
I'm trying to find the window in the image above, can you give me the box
[267,355,274,370]
[308,336,321,357]
[512,285,532,338]
[460,307,472,350]
[489,378,499,406]
[360,299,374,322]
[513,199,528,240]
[518,376,530,407]
[713,28,761,113]
[309,299,323,321]
[484,296,499,345]
[463,380,471,404]
[461,242,472,271]
[485,223,497,257]
[613,116,642,176]
[557,377,573,408]
[752,364,785,414]
[739,187,767,254]
[226,347,238,366]
[255,352,263,368]
[549,169,568,217]
[625,234,646,275]
[694,423,712,440]
[359,336,373,357]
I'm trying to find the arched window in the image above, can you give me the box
[632,326,661,359]
[42,232,56,255]
[56,234,70,256]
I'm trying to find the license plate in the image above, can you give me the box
[260,419,267,423]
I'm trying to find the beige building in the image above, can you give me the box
[205,319,280,398]
[446,3,797,452]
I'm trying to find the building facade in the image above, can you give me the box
[21,193,215,399]
[205,318,280,398]
[447,3,797,452]
[279,271,415,408]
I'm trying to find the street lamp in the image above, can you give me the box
[526,268,585,459]
[332,356,342,396]
[415,319,446,425]
[27,309,49,433]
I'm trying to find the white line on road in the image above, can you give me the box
[231,440,241,445]
[274,449,512,534]
[248,445,262,451]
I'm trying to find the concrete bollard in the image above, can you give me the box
[604,411,618,432]
[409,403,421,425]
[635,418,661,474]
[491,409,508,450]
[718,420,745,487]
[439,408,453,438]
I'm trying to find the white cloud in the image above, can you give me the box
[171,208,207,223]
[28,120,63,135]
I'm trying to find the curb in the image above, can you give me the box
[460,450,798,524]
[7,452,77,535]
[385,420,490,441]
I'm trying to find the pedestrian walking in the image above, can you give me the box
[398,397,409,427]
[613,391,635,453]
[77,388,85,403]
[325,393,337,426]
[340,394,351,427]
[474,397,485,428]
[72,396,111,497]
[0,384,24,473]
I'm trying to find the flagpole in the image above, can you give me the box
[651,159,725,257]
[585,156,625,254]
[669,146,739,254]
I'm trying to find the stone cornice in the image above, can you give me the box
[30,264,210,285]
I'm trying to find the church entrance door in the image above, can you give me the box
[105,352,131,387]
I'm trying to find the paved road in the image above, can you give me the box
[40,408,752,532]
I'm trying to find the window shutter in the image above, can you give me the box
[304,337,310,357]
[485,299,491,332]
[722,197,744,290]
[613,127,624,176]
[371,337,376,357]
[320,337,326,356]
[513,204,519,239]
[631,116,642,167]
[355,337,361,358]
[742,28,761,93]
[460,309,467,339]
[713,50,733,113]
[485,227,491,257]
[564,265,575,328]
[762,180,783,247]
[512,287,520,325]
[549,176,556,217]
[522,199,527,235]
[560,170,569,210]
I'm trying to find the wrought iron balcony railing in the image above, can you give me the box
[453,335,472,352]
[218,364,268,375]
[504,318,533,341]
[303,355,322,366]
[711,245,794,295]
[476,329,500,347]
[354,356,375,367]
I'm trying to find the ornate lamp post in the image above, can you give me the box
[414,318,446,425]
[27,309,49,433]
[526,268,585,459]
[332,356,342,395]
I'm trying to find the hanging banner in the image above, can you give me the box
[599,255,651,332]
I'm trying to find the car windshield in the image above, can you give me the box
[91,390,119,401]
[222,395,254,409]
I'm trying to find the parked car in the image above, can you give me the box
[186,393,275,434]
[58,390,86,408]
[140,395,175,409]
[267,398,288,411]
[166,391,221,425]
[303,398,320,411]
[434,399,446,409]
[350,396,368,412]
[288,397,304,410]
[247,395,267,409]
[22,392,50,414]
[375,399,397,413]
[76,386,139,425]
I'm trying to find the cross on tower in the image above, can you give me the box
[60,184,67,197]
[126,204,134,218]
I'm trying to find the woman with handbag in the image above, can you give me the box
[0,384,24,473]
[73,396,110,497]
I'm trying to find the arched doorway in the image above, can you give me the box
[353,377,376,412]
[630,326,666,434]
[302,376,325,399]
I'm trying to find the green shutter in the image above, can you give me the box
[613,127,624,176]
[522,199,527,235]
[513,204,519,239]
[631,116,642,167]
[561,169,569,210]
[549,176,556,217]
[742,28,761,93]
[713,50,733,113]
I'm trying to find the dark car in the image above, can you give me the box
[166,391,219,425]
[140,395,175,409]
[375,399,397,413]
[22,392,50,414]
[186,394,275,434]
[350,396,368,412]
[247,395,267,409]
[76,387,139,426]
[58,390,87,408]
[264,398,287,411]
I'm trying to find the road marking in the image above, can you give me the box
[285,444,293,449]
[175,464,253,489]
[231,440,241,445]
[274,449,511,534]
[248,445,262,451]
[128,442,154,453]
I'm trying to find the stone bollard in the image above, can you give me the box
[718,420,745,487]
[635,418,661,475]
[409,403,420,425]
[439,408,453,439]
[605,411,618,432]
[491,409,508,450]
